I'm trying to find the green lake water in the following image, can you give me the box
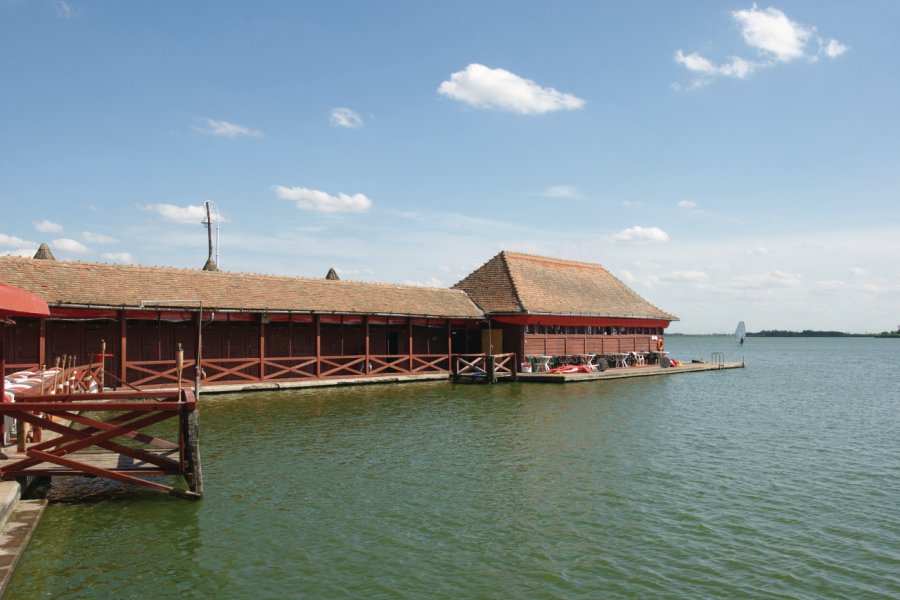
[7,336,900,598]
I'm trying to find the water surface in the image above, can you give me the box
[9,337,900,598]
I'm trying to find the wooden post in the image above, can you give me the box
[447,321,452,371]
[119,310,127,389]
[38,318,46,369]
[408,318,413,373]
[98,339,106,391]
[364,315,370,375]
[259,316,266,381]
[315,314,321,378]
[488,353,496,384]
[176,343,184,399]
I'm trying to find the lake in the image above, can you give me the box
[8,336,900,598]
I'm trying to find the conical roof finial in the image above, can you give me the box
[325,267,340,280]
[33,243,55,260]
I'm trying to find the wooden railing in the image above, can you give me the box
[0,388,202,498]
[452,353,517,382]
[120,353,457,388]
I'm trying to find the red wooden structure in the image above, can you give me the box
[0,387,202,498]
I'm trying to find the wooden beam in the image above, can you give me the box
[364,315,370,375]
[38,318,46,368]
[259,316,266,380]
[408,318,413,373]
[315,314,321,378]
[119,310,127,388]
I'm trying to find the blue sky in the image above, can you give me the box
[2,1,898,333]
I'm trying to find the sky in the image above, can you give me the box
[1,1,898,333]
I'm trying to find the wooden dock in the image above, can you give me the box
[517,360,744,383]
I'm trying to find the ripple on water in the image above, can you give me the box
[7,339,900,598]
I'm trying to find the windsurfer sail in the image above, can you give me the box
[733,321,746,346]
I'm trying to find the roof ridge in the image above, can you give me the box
[0,256,466,294]
[501,250,608,270]
[499,251,527,313]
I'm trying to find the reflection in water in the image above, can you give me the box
[8,338,900,598]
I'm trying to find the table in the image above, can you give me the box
[615,353,630,368]
[575,353,597,370]
[534,355,552,372]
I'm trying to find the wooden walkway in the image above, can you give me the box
[517,360,744,383]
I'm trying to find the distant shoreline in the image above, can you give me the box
[669,331,900,338]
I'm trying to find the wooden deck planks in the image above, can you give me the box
[517,361,744,383]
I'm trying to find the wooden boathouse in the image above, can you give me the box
[0,255,484,390]
[453,251,677,366]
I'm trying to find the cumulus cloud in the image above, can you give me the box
[612,226,670,244]
[438,64,585,115]
[821,38,848,59]
[101,252,133,263]
[145,203,208,225]
[275,186,372,213]
[664,270,710,283]
[674,5,847,88]
[82,231,118,244]
[52,238,90,253]
[542,185,582,199]
[677,200,698,209]
[330,108,363,128]
[733,5,812,62]
[848,267,867,277]
[0,233,36,248]
[193,118,263,139]
[34,220,63,233]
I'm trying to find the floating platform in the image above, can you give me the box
[517,360,744,383]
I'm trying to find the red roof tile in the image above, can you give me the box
[0,257,484,318]
[454,251,677,321]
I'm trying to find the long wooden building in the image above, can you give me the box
[1,249,676,388]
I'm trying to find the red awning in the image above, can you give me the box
[0,283,50,318]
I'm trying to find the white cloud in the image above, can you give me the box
[274,186,372,214]
[675,6,846,88]
[194,118,263,139]
[821,38,848,59]
[82,231,118,244]
[674,51,756,80]
[0,249,36,257]
[747,246,770,255]
[35,220,63,233]
[55,0,77,19]
[677,200,698,209]
[438,64,585,115]
[52,238,90,253]
[101,252,133,263]
[622,200,643,207]
[146,203,208,225]
[542,185,582,199]
[612,226,670,244]
[402,277,444,288]
[330,108,363,128]
[848,267,867,277]
[0,233,36,248]
[733,5,812,62]
[664,270,709,283]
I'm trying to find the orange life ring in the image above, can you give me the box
[656,338,665,351]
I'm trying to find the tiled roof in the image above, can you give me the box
[454,251,677,321]
[0,257,484,318]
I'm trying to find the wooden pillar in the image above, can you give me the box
[407,318,413,373]
[364,315,370,375]
[259,315,266,381]
[315,314,321,378]
[38,317,46,368]
[446,321,452,366]
[119,310,127,387]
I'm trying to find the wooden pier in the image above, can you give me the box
[0,389,202,499]
[517,360,744,383]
